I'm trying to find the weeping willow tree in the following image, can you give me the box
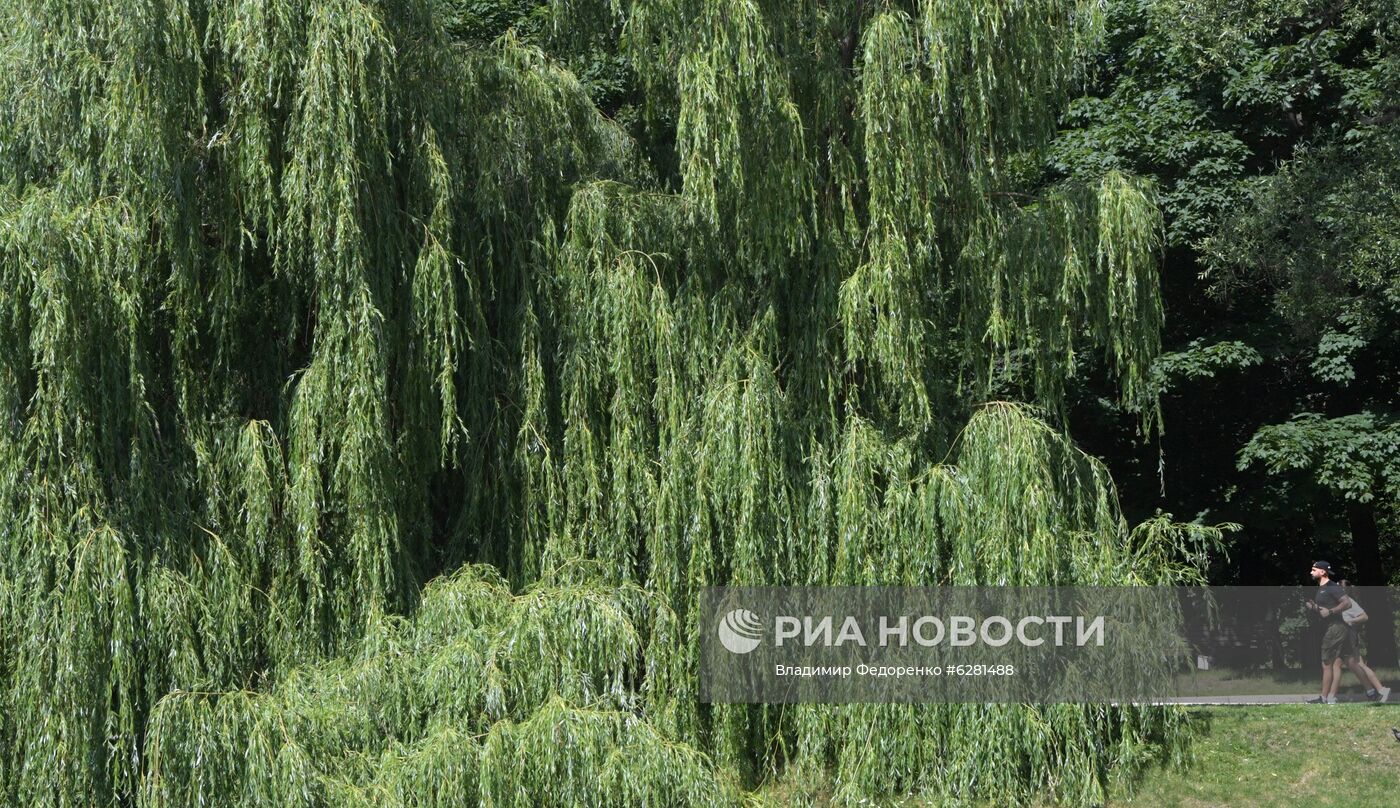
[0,0,1227,805]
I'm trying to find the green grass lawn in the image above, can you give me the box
[756,704,1400,807]
[1175,666,1400,697]
[1114,705,1400,807]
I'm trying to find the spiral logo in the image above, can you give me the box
[717,608,763,654]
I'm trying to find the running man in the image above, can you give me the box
[1305,561,1355,704]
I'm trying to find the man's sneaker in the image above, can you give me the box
[1378,687,1392,702]
[1325,696,1338,704]
[1307,696,1327,704]
[1367,688,1378,698]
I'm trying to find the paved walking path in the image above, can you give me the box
[1152,694,1395,705]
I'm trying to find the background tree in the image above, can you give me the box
[1044,0,1400,664]
[1049,0,1399,612]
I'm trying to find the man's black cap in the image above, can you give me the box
[1312,561,1335,574]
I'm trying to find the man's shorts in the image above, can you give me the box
[1321,623,1357,664]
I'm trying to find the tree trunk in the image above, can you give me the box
[1347,499,1396,667]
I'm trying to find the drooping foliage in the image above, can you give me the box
[1,0,1222,805]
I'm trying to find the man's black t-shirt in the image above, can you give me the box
[1315,581,1348,624]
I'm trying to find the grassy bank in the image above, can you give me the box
[1115,704,1400,807]
[1176,666,1400,697]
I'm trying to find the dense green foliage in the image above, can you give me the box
[0,0,1261,805]
[1050,0,1399,599]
